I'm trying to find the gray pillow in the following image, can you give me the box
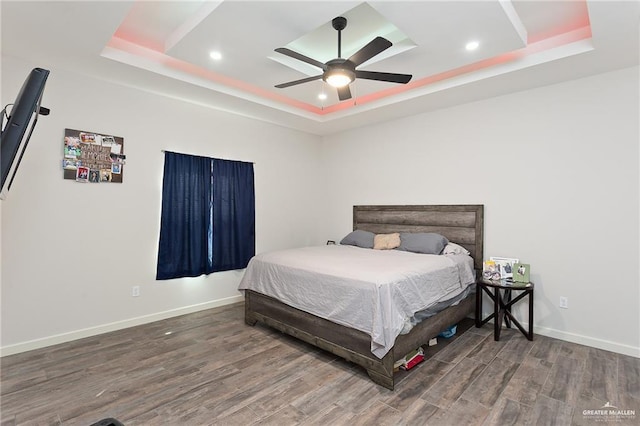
[340,230,375,249]
[398,233,449,254]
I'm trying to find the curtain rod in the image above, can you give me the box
[161,149,255,164]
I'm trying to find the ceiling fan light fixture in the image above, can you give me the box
[324,68,355,88]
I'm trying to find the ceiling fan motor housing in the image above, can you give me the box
[323,58,356,85]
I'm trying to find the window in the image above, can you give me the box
[156,152,255,280]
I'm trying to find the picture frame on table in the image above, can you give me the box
[490,256,519,279]
[513,263,531,283]
[482,260,501,280]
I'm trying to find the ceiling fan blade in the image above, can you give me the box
[347,36,392,67]
[337,85,352,101]
[355,70,412,84]
[275,48,328,71]
[275,75,323,89]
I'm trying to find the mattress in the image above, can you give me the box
[238,245,475,358]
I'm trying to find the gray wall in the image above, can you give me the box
[320,66,640,356]
[2,53,638,358]
[0,56,324,353]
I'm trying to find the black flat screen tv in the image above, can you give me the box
[0,67,50,199]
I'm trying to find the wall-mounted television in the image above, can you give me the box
[0,67,50,200]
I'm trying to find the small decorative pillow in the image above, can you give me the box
[340,230,375,248]
[443,242,470,255]
[398,232,449,254]
[373,233,401,250]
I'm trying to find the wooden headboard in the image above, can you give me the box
[353,205,484,271]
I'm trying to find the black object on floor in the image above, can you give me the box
[90,418,124,426]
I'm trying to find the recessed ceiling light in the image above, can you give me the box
[209,51,222,60]
[318,93,327,100]
[466,41,479,51]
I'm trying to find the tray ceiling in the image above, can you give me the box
[1,1,638,135]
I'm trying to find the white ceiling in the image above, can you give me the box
[1,1,638,136]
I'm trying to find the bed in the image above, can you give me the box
[241,204,484,390]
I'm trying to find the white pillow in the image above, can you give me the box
[443,242,470,255]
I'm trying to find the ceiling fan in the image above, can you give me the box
[274,17,412,101]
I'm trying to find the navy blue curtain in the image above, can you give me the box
[156,152,254,280]
[211,158,255,272]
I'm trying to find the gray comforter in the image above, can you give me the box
[238,245,475,358]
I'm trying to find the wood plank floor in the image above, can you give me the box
[1,302,638,425]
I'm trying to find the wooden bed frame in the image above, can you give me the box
[244,205,484,390]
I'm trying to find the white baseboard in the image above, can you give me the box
[0,295,244,357]
[477,311,639,358]
[4,298,638,359]
[534,325,640,358]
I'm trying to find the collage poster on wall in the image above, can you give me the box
[63,128,125,183]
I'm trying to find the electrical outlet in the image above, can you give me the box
[132,286,140,297]
[559,296,568,309]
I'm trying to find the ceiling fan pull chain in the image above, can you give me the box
[352,83,357,106]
